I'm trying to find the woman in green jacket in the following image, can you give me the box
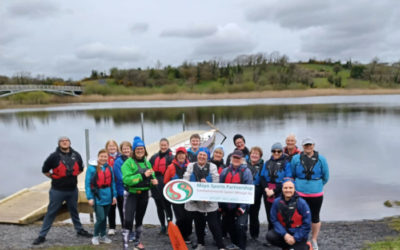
[121,136,157,250]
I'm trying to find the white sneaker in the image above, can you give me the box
[312,240,319,250]
[99,236,112,244]
[197,244,205,250]
[91,236,99,245]
[108,229,115,235]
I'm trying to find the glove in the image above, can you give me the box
[236,207,245,216]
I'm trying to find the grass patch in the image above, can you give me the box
[7,91,52,104]
[365,217,400,249]
[313,78,332,88]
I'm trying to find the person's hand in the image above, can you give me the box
[88,199,94,206]
[112,198,117,205]
[266,188,274,197]
[151,178,158,185]
[200,178,206,183]
[284,233,295,245]
[144,169,153,177]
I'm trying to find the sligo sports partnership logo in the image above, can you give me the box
[163,180,193,204]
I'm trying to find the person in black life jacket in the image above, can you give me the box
[187,133,201,162]
[284,134,301,162]
[290,138,329,250]
[184,147,225,250]
[246,146,264,241]
[226,134,250,166]
[33,136,92,245]
[211,144,226,174]
[257,142,292,232]
[219,150,253,250]
[163,147,193,243]
[121,136,158,250]
[85,149,117,245]
[266,179,311,250]
[149,138,174,235]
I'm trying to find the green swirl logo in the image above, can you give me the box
[163,180,193,204]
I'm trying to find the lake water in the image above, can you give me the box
[1,95,400,223]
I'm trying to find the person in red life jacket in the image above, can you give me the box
[184,147,226,250]
[187,133,201,162]
[246,146,264,241]
[164,147,193,243]
[291,138,329,250]
[85,149,117,245]
[284,134,301,162]
[121,136,158,250]
[113,141,132,231]
[211,145,226,174]
[104,139,120,236]
[256,142,292,232]
[149,138,174,235]
[266,178,311,250]
[219,150,253,250]
[226,134,250,166]
[33,136,92,245]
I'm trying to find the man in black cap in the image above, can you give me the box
[33,136,92,245]
[226,134,250,166]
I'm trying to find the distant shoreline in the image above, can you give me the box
[1,88,400,110]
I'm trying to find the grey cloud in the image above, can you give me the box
[160,25,217,38]
[7,0,60,19]
[76,42,144,62]
[193,23,256,57]
[130,23,149,34]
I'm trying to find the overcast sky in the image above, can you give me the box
[1,0,399,80]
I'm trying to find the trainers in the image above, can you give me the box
[196,244,205,250]
[91,236,100,245]
[99,236,112,244]
[312,240,319,250]
[77,229,93,237]
[184,237,191,244]
[135,241,145,250]
[108,229,115,235]
[225,244,240,250]
[33,236,46,245]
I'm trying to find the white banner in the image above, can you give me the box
[163,179,254,204]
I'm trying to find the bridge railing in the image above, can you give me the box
[0,85,83,91]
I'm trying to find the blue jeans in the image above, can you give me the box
[39,188,83,237]
[94,204,111,236]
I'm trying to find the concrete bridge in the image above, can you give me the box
[0,85,83,98]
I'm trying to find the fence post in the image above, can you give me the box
[141,112,145,141]
[182,113,186,131]
[84,129,94,223]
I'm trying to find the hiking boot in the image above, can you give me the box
[33,236,46,245]
[77,229,92,237]
[159,225,166,235]
[108,228,116,235]
[311,240,319,250]
[91,236,100,245]
[99,236,112,244]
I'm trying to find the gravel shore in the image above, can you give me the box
[0,218,398,250]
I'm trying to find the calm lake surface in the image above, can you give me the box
[1,95,400,222]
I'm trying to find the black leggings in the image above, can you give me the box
[193,211,224,248]
[172,204,192,240]
[266,229,309,250]
[123,191,149,233]
[222,209,248,250]
[151,175,173,226]
[107,195,124,229]
[301,196,323,223]
[249,185,263,238]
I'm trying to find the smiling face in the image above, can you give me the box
[271,149,283,160]
[213,150,224,161]
[160,140,169,153]
[250,150,261,164]
[121,145,132,157]
[231,156,242,168]
[303,143,315,155]
[285,135,297,150]
[197,151,208,165]
[190,138,200,151]
[98,152,108,165]
[235,138,245,150]
[176,152,186,164]
[107,142,118,155]
[134,146,145,159]
[282,181,295,200]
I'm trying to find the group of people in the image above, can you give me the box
[32,132,329,250]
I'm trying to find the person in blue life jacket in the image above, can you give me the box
[266,178,311,250]
[291,137,329,250]
[226,134,250,166]
[220,150,253,250]
[121,136,158,250]
[246,146,264,241]
[149,138,174,235]
[113,141,133,230]
[32,136,92,245]
[256,142,292,231]
[284,134,301,162]
[187,133,201,162]
[184,147,225,249]
[85,149,117,245]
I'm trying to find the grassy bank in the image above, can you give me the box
[366,217,400,249]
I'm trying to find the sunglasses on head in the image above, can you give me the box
[271,150,282,153]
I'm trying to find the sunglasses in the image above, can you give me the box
[271,150,282,154]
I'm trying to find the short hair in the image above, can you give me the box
[286,133,297,141]
[160,138,169,145]
[105,140,120,153]
[250,146,263,158]
[119,141,132,152]
[190,133,201,141]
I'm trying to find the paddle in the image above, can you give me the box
[206,121,227,145]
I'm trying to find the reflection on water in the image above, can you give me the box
[1,96,400,221]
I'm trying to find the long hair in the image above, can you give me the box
[105,140,120,154]
[97,149,108,172]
